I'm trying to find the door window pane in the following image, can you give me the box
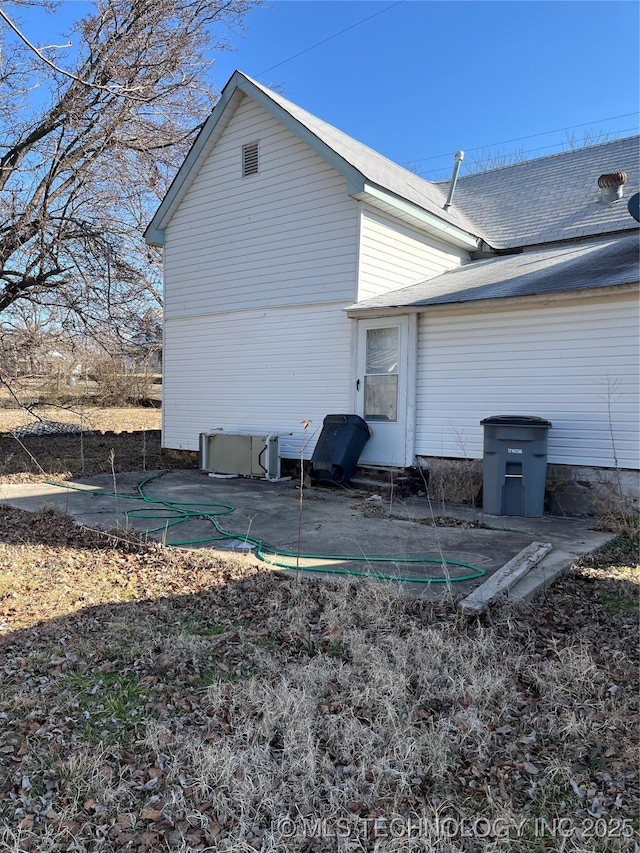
[366,327,398,374]
[365,374,398,421]
[364,327,399,421]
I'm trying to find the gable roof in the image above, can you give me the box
[145,70,639,254]
[347,233,639,315]
[439,136,640,249]
[144,71,480,248]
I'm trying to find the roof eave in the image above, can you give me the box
[345,280,638,318]
[144,70,485,249]
[356,183,481,250]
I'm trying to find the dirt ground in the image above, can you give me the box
[0,407,189,483]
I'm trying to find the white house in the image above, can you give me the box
[145,71,639,506]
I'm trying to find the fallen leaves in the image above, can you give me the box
[0,505,257,633]
[0,478,637,850]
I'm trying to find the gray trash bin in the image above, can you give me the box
[480,415,552,517]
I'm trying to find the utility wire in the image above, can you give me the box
[421,127,639,177]
[250,0,638,165]
[257,1,404,76]
[251,2,638,179]
[5,0,635,167]
[1,1,404,98]
[406,112,640,166]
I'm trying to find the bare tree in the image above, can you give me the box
[0,0,255,346]
[463,129,615,177]
[564,128,613,150]
[464,147,528,175]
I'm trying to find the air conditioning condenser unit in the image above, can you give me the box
[199,430,282,481]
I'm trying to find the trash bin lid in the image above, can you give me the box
[480,415,552,428]
[322,414,370,430]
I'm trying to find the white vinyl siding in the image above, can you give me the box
[163,95,359,319]
[416,293,639,469]
[163,304,352,456]
[357,208,468,301]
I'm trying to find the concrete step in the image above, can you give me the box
[350,467,426,497]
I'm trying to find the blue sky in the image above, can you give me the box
[9,1,640,179]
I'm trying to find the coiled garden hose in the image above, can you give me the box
[47,471,486,584]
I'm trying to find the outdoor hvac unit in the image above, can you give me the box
[199,430,281,481]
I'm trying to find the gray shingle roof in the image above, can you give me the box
[254,78,639,249]
[437,137,640,249]
[245,75,480,236]
[347,234,639,312]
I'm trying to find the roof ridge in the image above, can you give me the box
[146,70,637,251]
[239,73,483,236]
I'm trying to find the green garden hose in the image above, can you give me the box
[48,471,486,584]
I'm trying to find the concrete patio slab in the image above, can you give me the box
[390,495,616,599]
[0,469,613,603]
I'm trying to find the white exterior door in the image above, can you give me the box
[355,317,411,466]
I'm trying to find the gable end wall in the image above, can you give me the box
[357,208,469,301]
[163,94,360,318]
[161,95,360,452]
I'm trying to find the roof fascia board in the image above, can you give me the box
[360,183,480,250]
[345,281,637,318]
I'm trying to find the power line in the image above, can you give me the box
[421,128,639,177]
[250,2,637,177]
[257,1,404,77]
[406,112,640,166]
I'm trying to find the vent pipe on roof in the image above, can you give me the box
[598,171,627,203]
[443,150,464,212]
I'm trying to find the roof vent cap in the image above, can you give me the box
[598,171,627,203]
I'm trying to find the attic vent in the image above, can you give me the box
[598,171,627,203]
[242,140,259,177]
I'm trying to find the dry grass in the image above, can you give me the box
[0,429,190,483]
[0,407,181,484]
[0,406,161,435]
[0,373,161,436]
[423,458,483,508]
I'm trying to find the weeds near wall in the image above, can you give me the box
[423,457,482,509]
[420,427,483,510]
[595,377,639,537]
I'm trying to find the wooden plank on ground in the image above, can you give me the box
[459,541,553,615]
